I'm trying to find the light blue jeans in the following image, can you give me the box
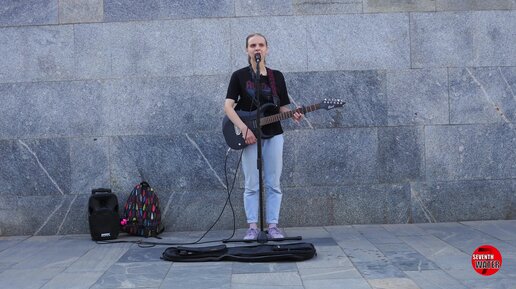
[242,134,284,225]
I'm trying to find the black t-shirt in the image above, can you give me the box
[226,66,290,137]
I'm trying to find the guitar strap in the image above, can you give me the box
[266,68,280,107]
[248,66,280,107]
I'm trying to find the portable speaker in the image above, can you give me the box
[88,188,120,241]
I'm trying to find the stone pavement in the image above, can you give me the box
[0,220,514,289]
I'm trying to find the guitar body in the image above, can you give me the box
[222,99,345,150]
[222,104,276,150]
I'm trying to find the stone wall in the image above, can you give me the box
[0,0,514,235]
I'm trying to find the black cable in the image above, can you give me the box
[100,71,256,248]
[97,146,245,247]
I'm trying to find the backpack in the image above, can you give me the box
[121,181,165,237]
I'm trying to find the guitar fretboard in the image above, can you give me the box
[259,104,321,126]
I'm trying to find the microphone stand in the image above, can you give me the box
[253,56,268,243]
[225,55,302,244]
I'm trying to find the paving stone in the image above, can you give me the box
[232,262,298,274]
[405,270,469,289]
[368,277,421,289]
[376,243,440,271]
[340,241,392,263]
[0,261,15,272]
[0,236,60,263]
[0,267,63,289]
[354,225,404,245]
[353,260,407,279]
[232,285,303,289]
[303,278,373,289]
[0,222,515,289]
[296,245,353,269]
[284,226,332,239]
[65,242,133,273]
[325,225,365,242]
[41,271,104,289]
[91,262,171,289]
[299,266,363,280]
[171,262,233,269]
[462,220,516,241]
[416,222,507,254]
[445,268,500,281]
[163,275,231,289]
[399,235,471,270]
[382,224,428,236]
[499,264,516,279]
[116,246,164,263]
[301,237,339,247]
[461,278,516,289]
[0,236,28,252]
[10,237,95,270]
[232,272,302,287]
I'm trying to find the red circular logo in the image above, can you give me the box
[471,245,502,276]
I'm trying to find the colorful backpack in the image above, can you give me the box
[121,181,165,237]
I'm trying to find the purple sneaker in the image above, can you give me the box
[243,228,259,240]
[267,227,284,239]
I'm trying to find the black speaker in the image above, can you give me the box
[88,188,120,241]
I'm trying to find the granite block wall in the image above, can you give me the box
[0,0,514,235]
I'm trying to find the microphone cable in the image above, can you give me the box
[98,143,246,247]
[100,77,255,247]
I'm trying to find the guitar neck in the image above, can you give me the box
[259,103,320,126]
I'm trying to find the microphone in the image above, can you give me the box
[255,53,261,63]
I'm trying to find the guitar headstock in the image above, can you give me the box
[320,98,345,110]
